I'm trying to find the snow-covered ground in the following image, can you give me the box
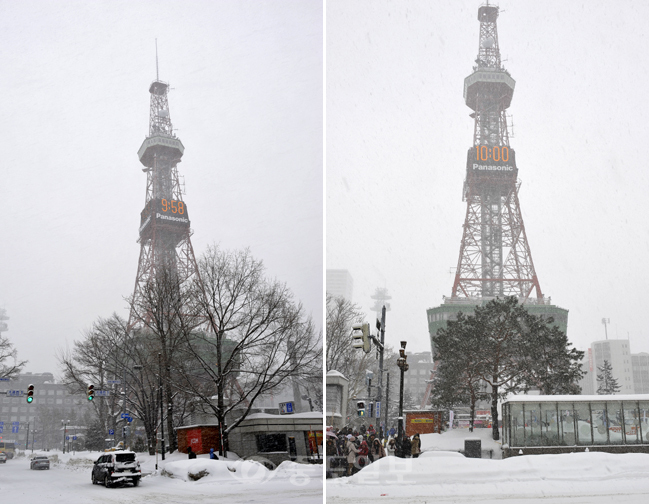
[0,448,323,503]
[327,429,649,503]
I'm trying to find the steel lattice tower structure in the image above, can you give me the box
[452,4,541,300]
[127,74,201,330]
[427,4,569,361]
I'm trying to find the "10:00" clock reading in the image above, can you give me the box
[474,145,510,162]
[161,199,186,215]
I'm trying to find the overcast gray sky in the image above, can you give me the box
[0,0,323,373]
[326,1,648,357]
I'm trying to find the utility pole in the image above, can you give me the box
[159,353,165,460]
[376,305,386,436]
[384,372,390,435]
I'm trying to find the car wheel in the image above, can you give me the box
[91,473,96,484]
[104,475,111,488]
[133,477,140,487]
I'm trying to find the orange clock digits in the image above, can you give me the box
[475,145,509,162]
[178,202,184,215]
[161,199,168,212]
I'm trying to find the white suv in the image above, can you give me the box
[91,450,141,487]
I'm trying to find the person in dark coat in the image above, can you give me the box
[187,447,197,459]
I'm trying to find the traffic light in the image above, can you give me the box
[356,400,366,417]
[351,323,371,353]
[26,384,34,403]
[86,384,95,402]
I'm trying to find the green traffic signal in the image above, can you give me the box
[87,384,95,401]
[26,384,34,404]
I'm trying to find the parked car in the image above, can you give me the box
[91,450,141,487]
[0,452,7,463]
[30,456,50,470]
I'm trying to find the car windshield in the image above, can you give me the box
[115,453,136,463]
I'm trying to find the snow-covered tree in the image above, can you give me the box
[596,360,621,395]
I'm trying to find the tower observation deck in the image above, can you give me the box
[426,4,569,355]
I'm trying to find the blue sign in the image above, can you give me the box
[96,390,110,396]
[12,426,19,433]
[8,390,23,397]
[0,377,10,381]
[12,421,19,426]
[66,436,69,440]
[375,401,381,418]
[109,429,114,436]
[72,436,77,440]
[120,413,129,419]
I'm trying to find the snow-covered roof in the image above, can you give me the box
[244,411,323,420]
[326,370,347,379]
[504,394,648,403]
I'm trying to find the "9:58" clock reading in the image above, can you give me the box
[161,198,185,215]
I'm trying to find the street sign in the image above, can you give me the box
[72,436,77,440]
[375,401,381,418]
[12,426,19,433]
[279,401,295,415]
[8,390,23,397]
[12,421,19,425]
[96,390,110,396]
[107,380,121,384]
[66,436,69,440]
[120,413,129,419]
[0,377,10,381]
[109,429,114,436]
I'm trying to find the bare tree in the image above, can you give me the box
[0,332,27,379]
[326,294,377,398]
[127,264,204,453]
[177,245,321,455]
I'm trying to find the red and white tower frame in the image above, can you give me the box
[128,77,201,329]
[451,4,542,301]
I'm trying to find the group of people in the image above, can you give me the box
[187,447,219,460]
[326,425,422,477]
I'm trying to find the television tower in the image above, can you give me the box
[427,4,568,355]
[127,67,201,329]
[452,4,541,300]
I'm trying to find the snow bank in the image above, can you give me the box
[328,429,648,502]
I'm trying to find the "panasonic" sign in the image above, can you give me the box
[472,163,514,171]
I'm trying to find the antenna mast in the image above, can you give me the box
[155,39,159,81]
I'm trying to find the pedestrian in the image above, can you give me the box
[357,439,369,468]
[411,434,421,458]
[371,438,386,461]
[187,447,197,459]
[345,434,359,476]
[209,448,219,460]
[400,434,411,458]
[386,438,396,456]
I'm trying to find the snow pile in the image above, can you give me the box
[327,429,649,503]
[419,428,503,455]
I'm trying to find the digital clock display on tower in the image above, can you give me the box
[466,145,517,175]
[139,198,190,237]
[155,198,190,225]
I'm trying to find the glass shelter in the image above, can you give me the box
[501,395,648,457]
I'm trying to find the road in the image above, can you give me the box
[0,454,323,504]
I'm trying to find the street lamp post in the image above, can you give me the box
[61,419,69,454]
[396,341,409,446]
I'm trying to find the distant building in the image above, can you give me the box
[631,352,649,394]
[0,372,88,450]
[0,308,8,336]
[403,352,434,409]
[579,340,639,395]
[326,269,353,302]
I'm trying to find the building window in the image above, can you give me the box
[256,433,287,453]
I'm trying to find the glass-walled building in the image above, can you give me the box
[501,394,648,457]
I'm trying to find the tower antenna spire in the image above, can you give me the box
[155,39,159,81]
